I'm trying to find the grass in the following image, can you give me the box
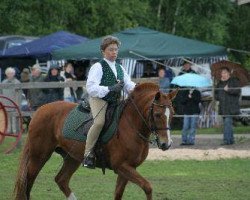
[0,140,250,200]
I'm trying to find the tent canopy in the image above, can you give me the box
[0,31,88,60]
[52,27,227,60]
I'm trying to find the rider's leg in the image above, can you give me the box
[83,97,108,168]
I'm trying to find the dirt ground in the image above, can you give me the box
[147,134,250,160]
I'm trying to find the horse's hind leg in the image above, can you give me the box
[114,174,128,200]
[26,153,53,199]
[55,155,80,199]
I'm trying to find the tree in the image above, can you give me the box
[227,4,250,68]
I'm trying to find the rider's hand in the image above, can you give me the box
[108,81,124,92]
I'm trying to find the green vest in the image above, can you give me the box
[100,59,124,103]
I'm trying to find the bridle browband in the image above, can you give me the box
[127,94,173,147]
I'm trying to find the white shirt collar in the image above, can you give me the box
[104,58,116,66]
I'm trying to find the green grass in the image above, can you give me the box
[0,143,250,200]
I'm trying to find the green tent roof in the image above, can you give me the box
[52,27,227,60]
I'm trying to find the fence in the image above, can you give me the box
[0,78,249,128]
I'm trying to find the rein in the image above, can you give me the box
[127,94,171,146]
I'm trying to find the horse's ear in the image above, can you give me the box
[154,91,161,101]
[168,89,178,100]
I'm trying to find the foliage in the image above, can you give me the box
[0,0,249,65]
[227,4,250,69]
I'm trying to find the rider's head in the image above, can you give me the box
[100,36,121,62]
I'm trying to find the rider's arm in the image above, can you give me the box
[121,66,136,93]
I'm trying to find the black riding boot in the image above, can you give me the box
[82,151,96,169]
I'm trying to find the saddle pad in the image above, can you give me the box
[62,103,123,143]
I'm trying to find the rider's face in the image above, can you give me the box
[102,43,119,62]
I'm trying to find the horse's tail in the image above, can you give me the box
[13,137,30,200]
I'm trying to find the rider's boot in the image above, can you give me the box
[82,151,96,169]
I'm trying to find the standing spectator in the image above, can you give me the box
[62,63,77,102]
[20,68,30,97]
[43,63,64,104]
[215,67,241,145]
[27,64,46,110]
[178,59,196,75]
[158,68,170,93]
[172,59,197,129]
[1,67,21,133]
[180,88,201,145]
[75,66,87,101]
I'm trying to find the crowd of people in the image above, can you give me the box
[1,62,86,112]
[156,60,241,146]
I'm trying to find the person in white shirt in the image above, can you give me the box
[83,35,135,168]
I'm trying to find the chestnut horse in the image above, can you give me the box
[14,83,177,200]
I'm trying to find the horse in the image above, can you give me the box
[14,82,178,200]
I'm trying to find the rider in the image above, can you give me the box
[83,35,136,168]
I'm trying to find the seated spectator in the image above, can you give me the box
[27,64,46,110]
[1,67,21,133]
[43,63,65,104]
[62,63,77,102]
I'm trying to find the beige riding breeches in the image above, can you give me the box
[84,97,108,155]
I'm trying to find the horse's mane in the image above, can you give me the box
[131,82,159,97]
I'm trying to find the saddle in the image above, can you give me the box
[62,100,125,173]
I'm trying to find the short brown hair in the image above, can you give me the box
[220,66,230,73]
[100,35,121,51]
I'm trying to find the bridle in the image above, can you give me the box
[128,94,173,147]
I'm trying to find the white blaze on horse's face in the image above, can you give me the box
[165,107,172,148]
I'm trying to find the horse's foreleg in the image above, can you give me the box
[114,174,128,200]
[116,163,152,200]
[55,155,80,199]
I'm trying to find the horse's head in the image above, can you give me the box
[148,89,178,151]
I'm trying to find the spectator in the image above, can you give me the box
[142,63,155,77]
[215,67,241,145]
[158,68,170,93]
[1,67,21,133]
[43,63,64,104]
[180,88,201,145]
[178,59,196,75]
[173,59,196,129]
[20,68,30,97]
[27,64,46,110]
[62,63,77,102]
[75,66,87,101]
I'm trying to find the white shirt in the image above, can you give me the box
[86,58,136,98]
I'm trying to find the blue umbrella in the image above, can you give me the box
[171,73,212,88]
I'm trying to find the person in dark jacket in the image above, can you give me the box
[27,64,46,110]
[180,88,201,145]
[43,63,64,103]
[178,59,196,76]
[215,67,241,145]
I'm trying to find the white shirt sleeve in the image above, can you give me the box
[86,62,110,98]
[121,65,136,93]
